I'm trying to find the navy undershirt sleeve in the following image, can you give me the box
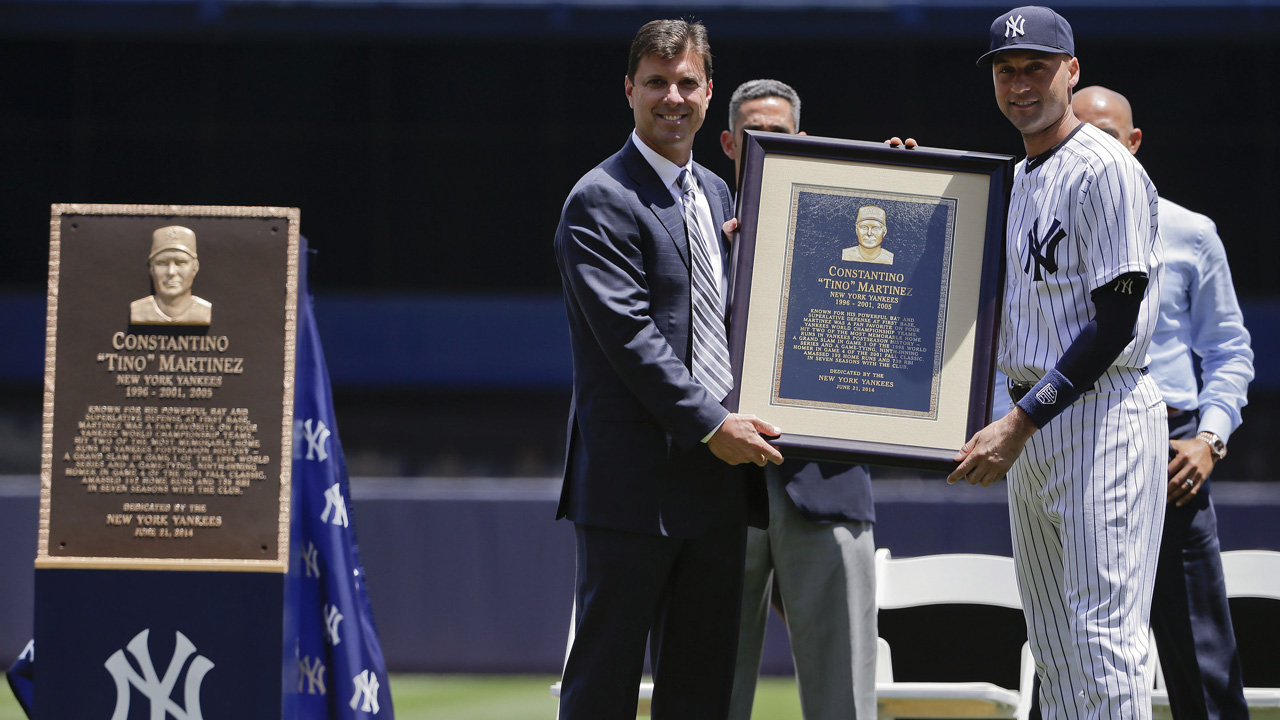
[1016,272,1149,427]
[1058,272,1149,388]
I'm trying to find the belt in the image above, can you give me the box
[1007,367,1148,404]
[1007,379,1035,404]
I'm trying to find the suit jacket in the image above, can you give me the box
[773,460,875,524]
[554,137,765,537]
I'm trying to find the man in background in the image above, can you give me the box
[1068,84,1253,720]
[720,78,878,720]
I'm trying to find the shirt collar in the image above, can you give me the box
[1026,121,1086,172]
[631,130,694,191]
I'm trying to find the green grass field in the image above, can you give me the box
[0,673,803,719]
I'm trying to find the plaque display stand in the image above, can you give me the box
[34,568,295,718]
[32,205,302,719]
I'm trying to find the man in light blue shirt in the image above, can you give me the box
[1069,86,1253,720]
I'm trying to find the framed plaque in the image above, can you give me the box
[728,132,1013,472]
[36,204,300,571]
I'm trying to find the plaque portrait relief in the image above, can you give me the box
[841,205,895,265]
[129,225,212,326]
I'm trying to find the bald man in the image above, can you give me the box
[1064,85,1254,720]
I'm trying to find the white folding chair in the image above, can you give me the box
[549,600,653,717]
[1150,549,1280,720]
[875,548,1035,720]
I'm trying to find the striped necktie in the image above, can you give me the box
[679,169,733,402]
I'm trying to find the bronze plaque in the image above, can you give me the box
[37,204,300,571]
[728,132,1012,472]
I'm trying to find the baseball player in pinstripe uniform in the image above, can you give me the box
[948,7,1167,718]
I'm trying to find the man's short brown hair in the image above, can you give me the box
[627,19,712,81]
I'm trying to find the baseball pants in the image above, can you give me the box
[1008,371,1167,720]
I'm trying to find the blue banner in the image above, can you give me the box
[288,246,395,718]
[5,640,32,717]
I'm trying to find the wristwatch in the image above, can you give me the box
[1196,431,1228,461]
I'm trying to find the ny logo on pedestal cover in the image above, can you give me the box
[104,629,214,720]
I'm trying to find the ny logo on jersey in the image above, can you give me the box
[302,419,331,462]
[321,483,349,528]
[1113,276,1136,294]
[350,670,382,714]
[1024,218,1067,281]
[298,655,327,695]
[1005,14,1026,38]
[104,629,214,720]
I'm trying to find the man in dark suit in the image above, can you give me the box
[553,18,785,720]
[719,78,878,720]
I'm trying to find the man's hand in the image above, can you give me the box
[885,137,918,149]
[709,414,784,467]
[722,217,739,245]
[1167,438,1215,506]
[946,409,1037,486]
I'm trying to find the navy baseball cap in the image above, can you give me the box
[976,6,1074,67]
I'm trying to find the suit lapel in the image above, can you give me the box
[622,140,690,268]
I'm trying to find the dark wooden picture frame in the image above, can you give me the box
[727,131,1013,472]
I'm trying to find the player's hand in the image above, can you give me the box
[1167,438,1214,506]
[947,408,1036,486]
[722,217,739,243]
[884,137,918,149]
[709,414,784,467]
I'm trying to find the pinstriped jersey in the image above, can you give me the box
[998,122,1163,384]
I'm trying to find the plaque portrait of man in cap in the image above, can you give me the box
[842,205,895,265]
[129,225,212,325]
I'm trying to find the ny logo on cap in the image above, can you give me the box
[1005,14,1026,38]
